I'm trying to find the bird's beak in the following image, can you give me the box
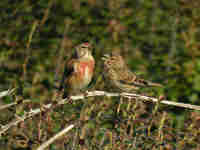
[103,54,110,58]
[102,54,110,60]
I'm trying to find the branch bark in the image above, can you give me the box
[1,90,200,137]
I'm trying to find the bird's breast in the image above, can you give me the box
[78,60,94,84]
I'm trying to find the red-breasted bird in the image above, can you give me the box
[60,43,95,98]
[102,51,162,92]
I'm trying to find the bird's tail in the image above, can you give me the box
[131,79,163,88]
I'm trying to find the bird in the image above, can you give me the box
[60,42,95,98]
[102,51,162,92]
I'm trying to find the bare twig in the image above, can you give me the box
[118,92,200,110]
[52,19,72,101]
[54,19,71,88]
[1,90,200,137]
[0,88,15,98]
[26,21,39,49]
[40,0,54,26]
[0,98,31,111]
[0,103,17,110]
[23,20,39,81]
[0,104,50,137]
[37,124,74,150]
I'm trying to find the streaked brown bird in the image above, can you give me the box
[102,51,162,92]
[60,42,95,97]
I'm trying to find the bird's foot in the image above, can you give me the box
[83,90,89,97]
[67,96,73,104]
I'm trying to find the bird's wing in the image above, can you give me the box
[112,79,139,91]
[59,59,76,90]
[120,74,163,88]
[116,67,163,87]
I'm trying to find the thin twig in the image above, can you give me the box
[54,19,71,86]
[40,0,54,26]
[52,19,72,101]
[0,98,31,111]
[23,20,39,81]
[119,92,200,110]
[0,103,17,110]
[37,124,74,150]
[1,90,200,137]
[0,88,15,98]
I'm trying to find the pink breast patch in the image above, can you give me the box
[78,61,94,78]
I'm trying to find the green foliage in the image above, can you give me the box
[1,0,200,149]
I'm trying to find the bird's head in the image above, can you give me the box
[103,51,126,69]
[75,42,92,58]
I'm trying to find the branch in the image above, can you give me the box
[1,90,200,137]
[23,20,39,81]
[0,88,15,98]
[118,92,200,110]
[37,124,74,150]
